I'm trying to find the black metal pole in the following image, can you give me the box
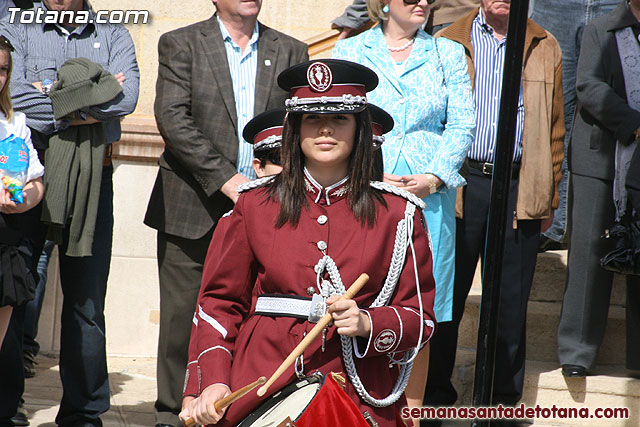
[471,1,530,426]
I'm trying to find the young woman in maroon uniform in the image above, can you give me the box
[179,60,436,427]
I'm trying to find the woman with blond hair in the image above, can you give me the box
[0,34,45,426]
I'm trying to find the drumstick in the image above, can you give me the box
[256,273,370,397]
[183,376,266,427]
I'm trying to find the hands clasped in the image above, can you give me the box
[384,172,442,199]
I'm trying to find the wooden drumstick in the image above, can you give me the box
[183,376,266,427]
[256,273,370,397]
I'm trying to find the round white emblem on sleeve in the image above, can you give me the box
[374,329,397,353]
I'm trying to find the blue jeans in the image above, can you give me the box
[23,240,55,356]
[531,0,618,242]
[55,165,114,427]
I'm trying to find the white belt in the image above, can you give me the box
[255,294,326,323]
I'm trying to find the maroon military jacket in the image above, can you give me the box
[184,174,436,426]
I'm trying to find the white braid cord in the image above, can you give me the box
[236,175,275,194]
[314,200,425,407]
[370,181,426,210]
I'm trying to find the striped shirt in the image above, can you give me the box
[0,3,139,147]
[469,10,524,163]
[218,15,259,180]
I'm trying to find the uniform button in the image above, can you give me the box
[399,98,405,104]
[317,215,328,225]
[317,241,327,251]
[306,287,316,296]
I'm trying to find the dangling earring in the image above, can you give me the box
[382,3,390,13]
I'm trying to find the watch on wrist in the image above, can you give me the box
[428,180,437,195]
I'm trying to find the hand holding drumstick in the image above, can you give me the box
[180,273,370,425]
[257,273,369,397]
[180,377,266,426]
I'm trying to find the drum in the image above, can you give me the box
[238,373,371,427]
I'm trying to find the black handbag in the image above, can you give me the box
[600,215,640,276]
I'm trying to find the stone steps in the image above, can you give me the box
[448,249,639,426]
[458,290,627,365]
[448,349,639,427]
[460,250,628,365]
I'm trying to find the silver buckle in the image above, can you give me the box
[481,162,493,175]
[308,293,326,323]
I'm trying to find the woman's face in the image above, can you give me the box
[299,113,357,173]
[0,50,9,94]
[387,0,431,30]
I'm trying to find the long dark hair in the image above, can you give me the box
[267,110,385,228]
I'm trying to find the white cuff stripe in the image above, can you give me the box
[390,306,403,353]
[353,309,373,358]
[198,305,228,339]
[198,345,232,361]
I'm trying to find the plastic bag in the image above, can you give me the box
[0,134,30,204]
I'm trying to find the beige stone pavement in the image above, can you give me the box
[23,354,156,427]
[23,354,572,427]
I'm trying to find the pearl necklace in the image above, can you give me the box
[387,37,415,52]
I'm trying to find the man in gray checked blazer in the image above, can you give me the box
[143,1,308,425]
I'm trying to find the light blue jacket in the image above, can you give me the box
[333,26,475,188]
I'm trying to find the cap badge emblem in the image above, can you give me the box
[307,62,332,93]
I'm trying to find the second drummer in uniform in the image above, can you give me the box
[179,59,436,427]
[244,108,287,179]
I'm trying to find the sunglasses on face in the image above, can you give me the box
[0,36,14,52]
[402,0,436,5]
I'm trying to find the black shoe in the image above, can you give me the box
[154,424,175,427]
[11,399,29,426]
[561,364,587,377]
[23,350,37,379]
[538,236,568,253]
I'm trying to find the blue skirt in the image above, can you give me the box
[392,155,456,322]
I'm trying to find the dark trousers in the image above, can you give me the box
[54,165,114,427]
[23,240,55,356]
[155,230,212,426]
[0,305,26,425]
[558,174,640,370]
[425,168,540,406]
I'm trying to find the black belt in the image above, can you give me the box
[468,160,520,177]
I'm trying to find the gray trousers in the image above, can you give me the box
[558,173,640,370]
[154,230,212,426]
